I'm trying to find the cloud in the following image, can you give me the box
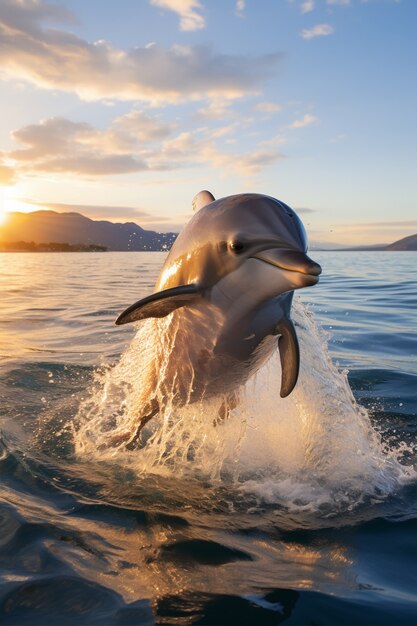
[7,114,171,176]
[195,100,234,120]
[301,1,315,14]
[200,136,286,175]
[295,207,316,214]
[301,24,334,40]
[150,0,205,31]
[236,0,246,17]
[288,113,318,128]
[6,111,285,179]
[19,198,185,231]
[254,101,282,113]
[112,111,175,143]
[326,0,350,6]
[150,127,286,175]
[339,220,417,229]
[0,0,77,30]
[0,0,280,104]
[0,163,15,185]
[320,220,417,245]
[21,199,173,225]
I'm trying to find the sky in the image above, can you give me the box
[0,0,416,245]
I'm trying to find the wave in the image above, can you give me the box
[70,300,415,516]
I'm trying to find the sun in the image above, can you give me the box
[0,190,10,225]
[0,188,36,224]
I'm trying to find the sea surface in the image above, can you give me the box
[0,251,416,626]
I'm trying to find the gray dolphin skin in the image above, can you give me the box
[116,192,321,446]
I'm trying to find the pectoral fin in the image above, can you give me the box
[115,284,202,325]
[276,318,300,398]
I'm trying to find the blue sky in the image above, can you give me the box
[0,0,416,245]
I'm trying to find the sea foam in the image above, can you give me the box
[73,300,414,513]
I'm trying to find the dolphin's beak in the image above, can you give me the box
[252,249,322,285]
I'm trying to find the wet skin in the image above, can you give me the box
[115,193,321,446]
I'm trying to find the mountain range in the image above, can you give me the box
[0,210,416,251]
[0,211,177,251]
[316,233,417,251]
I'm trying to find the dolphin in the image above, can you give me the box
[115,192,321,447]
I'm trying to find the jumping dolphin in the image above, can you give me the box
[116,192,321,447]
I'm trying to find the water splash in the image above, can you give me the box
[72,300,414,514]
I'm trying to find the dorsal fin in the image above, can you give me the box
[192,190,215,212]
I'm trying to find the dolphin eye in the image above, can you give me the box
[229,240,245,254]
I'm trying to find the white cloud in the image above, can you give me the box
[6,110,286,180]
[0,163,16,186]
[0,0,280,104]
[340,220,417,229]
[288,114,318,128]
[7,113,176,176]
[301,0,315,14]
[201,145,284,176]
[200,135,287,175]
[150,0,205,31]
[301,24,334,39]
[195,100,234,119]
[254,101,282,113]
[236,0,246,17]
[22,199,173,225]
[112,111,175,143]
[133,125,285,175]
[327,0,351,6]
[209,123,240,139]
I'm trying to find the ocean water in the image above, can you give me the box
[0,251,416,626]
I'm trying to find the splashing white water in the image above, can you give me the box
[73,300,413,511]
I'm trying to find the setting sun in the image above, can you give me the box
[0,188,37,225]
[0,188,10,224]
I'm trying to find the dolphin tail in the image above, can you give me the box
[276,318,300,398]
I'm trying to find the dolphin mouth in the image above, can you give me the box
[251,248,322,284]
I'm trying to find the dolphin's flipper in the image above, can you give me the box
[115,284,202,325]
[276,318,300,398]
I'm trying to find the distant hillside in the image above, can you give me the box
[0,211,177,251]
[1,211,415,252]
[310,242,387,251]
[317,233,417,252]
[384,233,417,251]
[0,241,107,252]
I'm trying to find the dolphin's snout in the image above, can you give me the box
[252,248,322,278]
